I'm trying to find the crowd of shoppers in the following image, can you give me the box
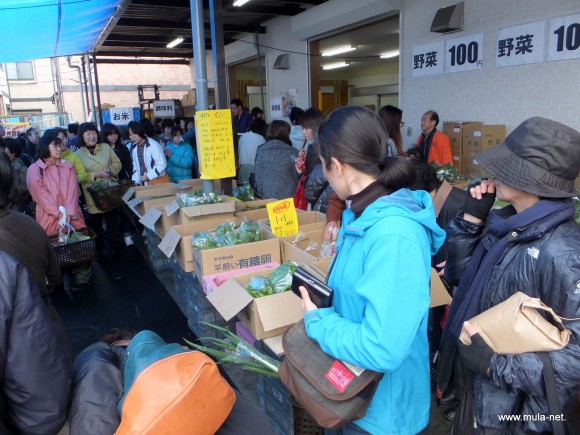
[0,102,578,435]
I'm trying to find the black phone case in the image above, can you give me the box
[291,267,333,308]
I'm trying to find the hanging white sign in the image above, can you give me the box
[109,108,134,125]
[411,41,444,77]
[153,100,175,118]
[547,13,580,61]
[445,33,484,73]
[270,98,283,118]
[496,21,545,67]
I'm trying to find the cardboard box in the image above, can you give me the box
[158,218,241,273]
[461,122,485,154]
[443,123,464,157]
[460,151,487,178]
[202,262,280,295]
[177,196,236,224]
[180,178,238,192]
[132,183,192,199]
[443,121,481,158]
[207,269,303,340]
[461,123,506,154]
[235,207,271,222]
[430,268,452,308]
[481,125,506,151]
[235,206,311,224]
[280,229,332,265]
[130,195,180,237]
[234,198,277,213]
[310,258,333,278]
[193,238,281,282]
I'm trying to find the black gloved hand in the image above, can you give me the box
[462,182,496,221]
[458,333,494,377]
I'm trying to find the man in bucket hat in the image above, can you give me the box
[437,117,580,434]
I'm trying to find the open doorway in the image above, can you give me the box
[309,14,399,114]
[227,56,267,119]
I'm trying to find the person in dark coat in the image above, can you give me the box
[0,251,71,434]
[439,117,580,434]
[102,123,133,180]
[304,163,333,213]
[254,120,299,200]
[21,127,39,167]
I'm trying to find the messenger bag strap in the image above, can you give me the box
[536,352,565,435]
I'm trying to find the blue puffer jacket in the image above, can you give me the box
[304,189,445,434]
[166,141,196,182]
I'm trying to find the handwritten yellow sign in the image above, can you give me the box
[196,109,236,179]
[267,198,299,237]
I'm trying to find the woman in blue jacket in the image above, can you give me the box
[165,126,196,182]
[298,106,446,434]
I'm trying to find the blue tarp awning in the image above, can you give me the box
[0,0,123,63]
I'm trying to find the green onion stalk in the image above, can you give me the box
[184,322,281,378]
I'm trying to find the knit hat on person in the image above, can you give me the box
[476,117,580,198]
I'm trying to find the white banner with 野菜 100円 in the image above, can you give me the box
[445,33,484,74]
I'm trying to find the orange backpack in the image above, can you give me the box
[116,330,235,435]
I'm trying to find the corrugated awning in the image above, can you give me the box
[0,0,123,63]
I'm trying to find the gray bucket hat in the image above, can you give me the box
[476,117,580,198]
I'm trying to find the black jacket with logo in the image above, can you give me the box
[445,207,580,432]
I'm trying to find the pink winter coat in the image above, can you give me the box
[26,159,85,236]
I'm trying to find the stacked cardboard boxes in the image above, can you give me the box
[443,122,507,178]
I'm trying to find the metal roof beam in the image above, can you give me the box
[116,18,266,34]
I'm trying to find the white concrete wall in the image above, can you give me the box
[400,0,580,148]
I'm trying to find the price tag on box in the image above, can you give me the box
[267,198,298,237]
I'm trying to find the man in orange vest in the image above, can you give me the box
[416,110,453,166]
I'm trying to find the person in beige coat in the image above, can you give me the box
[75,122,122,259]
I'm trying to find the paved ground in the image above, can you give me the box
[51,233,579,434]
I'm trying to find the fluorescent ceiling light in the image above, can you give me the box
[321,45,356,57]
[166,36,184,48]
[380,50,400,59]
[233,0,251,6]
[322,62,350,70]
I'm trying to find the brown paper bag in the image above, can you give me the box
[459,291,572,354]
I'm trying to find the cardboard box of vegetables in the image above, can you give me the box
[207,263,302,340]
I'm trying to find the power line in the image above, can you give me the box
[233,38,387,60]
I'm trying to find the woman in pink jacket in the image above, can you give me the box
[26,130,85,236]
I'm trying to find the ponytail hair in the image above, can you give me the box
[315,105,416,191]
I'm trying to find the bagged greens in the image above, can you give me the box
[243,262,297,298]
[191,231,217,250]
[233,184,255,202]
[176,191,221,207]
[190,219,263,250]
[236,220,262,244]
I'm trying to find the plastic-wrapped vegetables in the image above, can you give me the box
[233,183,255,202]
[214,221,239,247]
[191,231,216,250]
[236,219,262,244]
[243,262,297,298]
[190,219,263,250]
[176,191,221,207]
